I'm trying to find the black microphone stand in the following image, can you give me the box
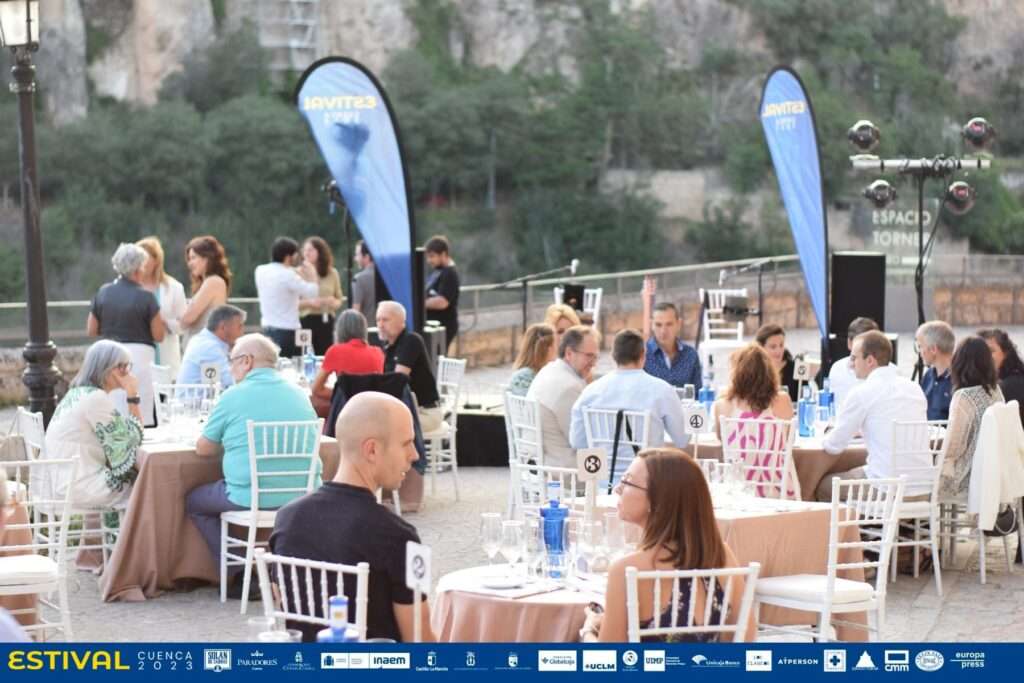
[324,181,352,301]
[488,264,576,332]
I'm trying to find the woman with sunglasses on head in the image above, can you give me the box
[586,449,754,642]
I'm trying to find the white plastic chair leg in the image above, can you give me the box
[450,441,461,502]
[978,528,987,585]
[930,511,943,596]
[219,518,228,603]
[913,520,921,578]
[1003,534,1013,574]
[816,608,832,643]
[239,525,258,615]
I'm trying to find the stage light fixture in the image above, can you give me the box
[944,180,976,215]
[962,117,996,150]
[848,120,881,153]
[863,179,897,208]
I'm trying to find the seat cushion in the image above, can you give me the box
[221,509,278,527]
[0,554,59,586]
[755,574,874,605]
[897,501,935,518]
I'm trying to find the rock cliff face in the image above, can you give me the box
[30,1,1024,120]
[85,0,215,105]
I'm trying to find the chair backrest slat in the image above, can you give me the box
[720,417,800,500]
[581,408,652,483]
[625,563,761,643]
[255,550,371,641]
[245,420,323,511]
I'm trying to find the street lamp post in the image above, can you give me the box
[1,0,60,423]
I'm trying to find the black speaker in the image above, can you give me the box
[831,251,885,336]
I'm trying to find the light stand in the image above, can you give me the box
[2,1,60,424]
[323,180,352,302]
[848,116,994,382]
[850,156,990,380]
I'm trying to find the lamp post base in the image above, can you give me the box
[22,340,60,423]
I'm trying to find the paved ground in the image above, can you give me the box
[4,324,1024,642]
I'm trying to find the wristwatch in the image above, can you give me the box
[126,395,141,405]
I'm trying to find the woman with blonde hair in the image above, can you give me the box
[508,323,557,396]
[137,236,187,378]
[589,449,754,642]
[544,304,581,345]
[181,235,232,347]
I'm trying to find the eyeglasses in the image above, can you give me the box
[572,350,599,362]
[229,353,252,365]
[617,475,648,492]
[116,362,133,372]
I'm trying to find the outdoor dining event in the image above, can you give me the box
[3,0,1024,657]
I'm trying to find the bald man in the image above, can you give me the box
[188,333,320,599]
[270,392,434,642]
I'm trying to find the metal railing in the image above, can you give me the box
[2,253,1024,347]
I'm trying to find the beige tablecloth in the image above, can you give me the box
[99,437,339,602]
[0,501,37,628]
[433,499,867,642]
[685,434,868,501]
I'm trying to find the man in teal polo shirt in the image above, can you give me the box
[188,333,320,598]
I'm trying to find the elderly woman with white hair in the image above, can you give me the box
[44,340,144,509]
[87,243,166,426]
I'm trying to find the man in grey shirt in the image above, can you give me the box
[351,240,377,318]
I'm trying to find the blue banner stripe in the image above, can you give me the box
[759,67,829,340]
[296,57,416,328]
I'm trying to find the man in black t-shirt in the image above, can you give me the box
[376,301,440,512]
[424,235,460,352]
[270,392,434,642]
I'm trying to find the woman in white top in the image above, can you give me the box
[180,235,232,348]
[44,340,144,509]
[137,237,187,379]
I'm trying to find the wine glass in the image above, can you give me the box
[499,520,524,578]
[577,520,603,575]
[563,518,581,581]
[523,515,545,580]
[480,513,502,566]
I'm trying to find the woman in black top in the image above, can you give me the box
[980,328,1024,564]
[978,328,1024,425]
[755,324,800,403]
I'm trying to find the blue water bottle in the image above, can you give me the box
[539,481,568,579]
[819,377,835,422]
[798,383,815,437]
[698,361,716,414]
[303,345,317,382]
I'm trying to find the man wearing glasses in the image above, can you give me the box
[568,329,688,484]
[526,326,601,468]
[187,333,319,600]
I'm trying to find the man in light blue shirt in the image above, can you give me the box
[188,333,320,598]
[569,329,689,484]
[177,304,246,388]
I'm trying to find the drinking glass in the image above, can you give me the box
[480,513,502,566]
[499,520,524,577]
[563,518,581,580]
[577,520,603,574]
[523,515,545,580]
[247,616,276,641]
[682,384,696,404]
[603,512,625,561]
[724,461,747,498]
[284,629,303,643]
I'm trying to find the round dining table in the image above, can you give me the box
[433,494,868,642]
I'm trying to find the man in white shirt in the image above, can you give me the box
[569,329,689,484]
[254,237,320,358]
[526,326,601,469]
[827,316,879,413]
[820,330,930,501]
